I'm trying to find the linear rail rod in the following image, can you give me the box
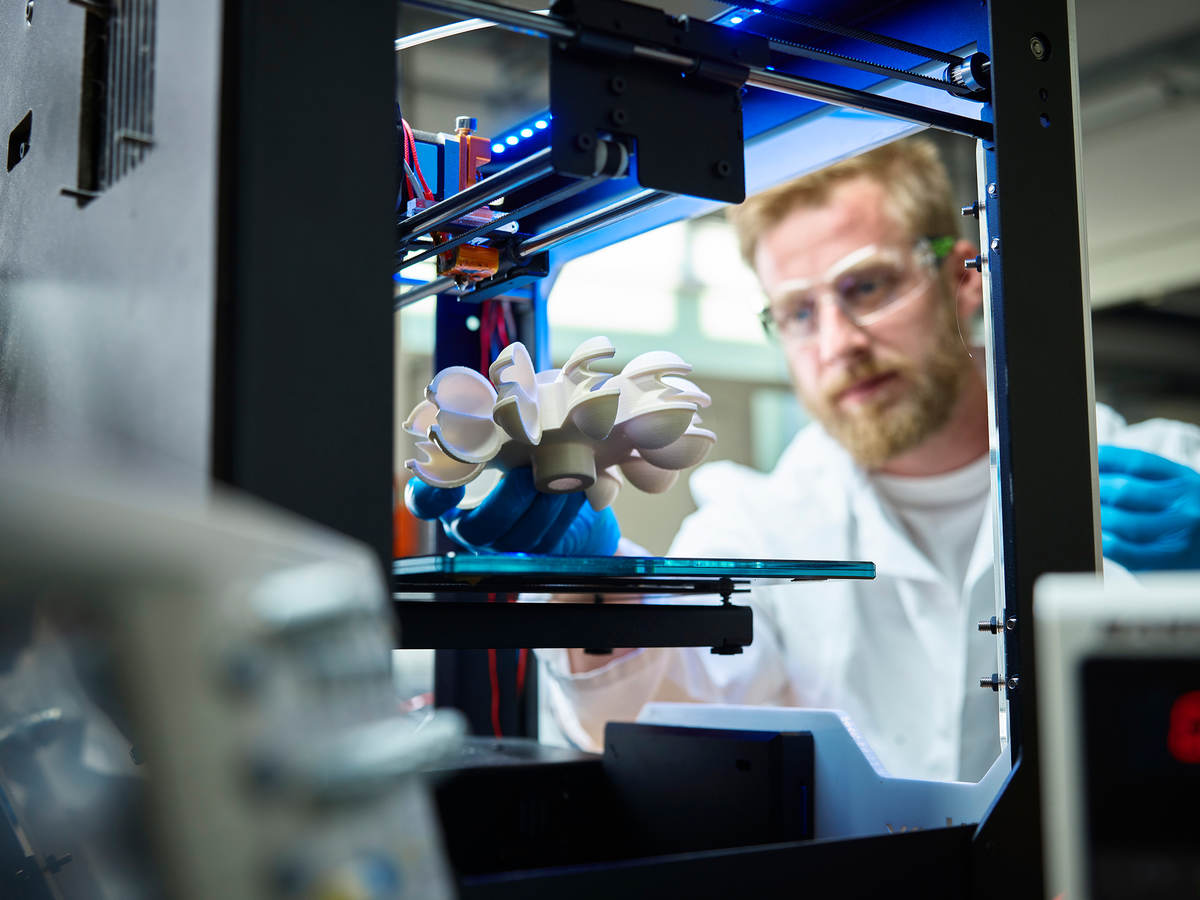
[394,275,458,310]
[397,147,554,242]
[394,192,670,307]
[517,190,671,258]
[402,0,574,39]
[394,190,668,307]
[402,0,990,140]
[746,67,991,140]
[397,173,603,272]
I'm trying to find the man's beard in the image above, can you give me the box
[798,300,971,470]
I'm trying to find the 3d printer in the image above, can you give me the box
[0,0,1097,896]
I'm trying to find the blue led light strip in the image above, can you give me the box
[491,113,552,155]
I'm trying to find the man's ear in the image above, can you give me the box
[943,238,984,320]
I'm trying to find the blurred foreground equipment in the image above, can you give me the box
[0,467,460,900]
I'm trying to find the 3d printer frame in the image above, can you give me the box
[395,0,1097,897]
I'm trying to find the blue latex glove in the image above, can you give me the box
[1098,445,1200,571]
[404,467,620,556]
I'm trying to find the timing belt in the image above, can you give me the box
[740,5,963,65]
[757,31,975,97]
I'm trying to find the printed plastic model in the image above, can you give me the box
[404,336,716,510]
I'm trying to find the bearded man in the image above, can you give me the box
[408,138,1200,782]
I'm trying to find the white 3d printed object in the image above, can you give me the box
[403,336,716,510]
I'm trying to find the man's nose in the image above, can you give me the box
[816,295,870,363]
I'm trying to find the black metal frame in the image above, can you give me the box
[215,0,396,567]
[459,825,974,899]
[970,2,1098,896]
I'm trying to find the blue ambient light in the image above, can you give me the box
[492,143,506,153]
[520,128,533,138]
[505,135,519,145]
[535,119,548,129]
[730,16,743,24]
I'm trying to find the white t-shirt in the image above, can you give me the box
[872,456,991,599]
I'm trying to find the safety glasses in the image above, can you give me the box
[758,237,952,344]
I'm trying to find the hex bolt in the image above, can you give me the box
[990,238,1000,252]
[964,255,983,272]
[1029,34,1049,61]
[980,673,1002,691]
[609,75,627,94]
[977,616,1000,634]
[961,201,981,218]
[1005,616,1018,632]
[609,107,628,127]
[987,182,998,197]
[455,116,477,134]
[575,133,595,151]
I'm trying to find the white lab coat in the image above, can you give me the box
[540,403,1200,782]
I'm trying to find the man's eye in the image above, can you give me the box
[786,301,815,322]
[841,270,897,305]
[847,276,884,296]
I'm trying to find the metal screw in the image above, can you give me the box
[18,142,29,161]
[575,133,595,151]
[609,107,628,126]
[964,255,983,272]
[978,616,1000,634]
[713,159,732,178]
[986,182,997,197]
[1006,616,1018,632]
[25,0,33,25]
[990,238,1000,252]
[1029,35,1048,61]
[455,116,477,134]
[980,674,1021,691]
[961,201,980,218]
[609,75,627,94]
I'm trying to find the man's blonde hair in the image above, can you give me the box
[727,137,958,266]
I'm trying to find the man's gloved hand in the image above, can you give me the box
[1098,445,1200,571]
[404,467,621,556]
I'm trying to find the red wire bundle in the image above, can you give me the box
[401,118,435,203]
[485,592,525,739]
[486,596,528,739]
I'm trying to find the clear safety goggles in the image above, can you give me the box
[758,237,953,344]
